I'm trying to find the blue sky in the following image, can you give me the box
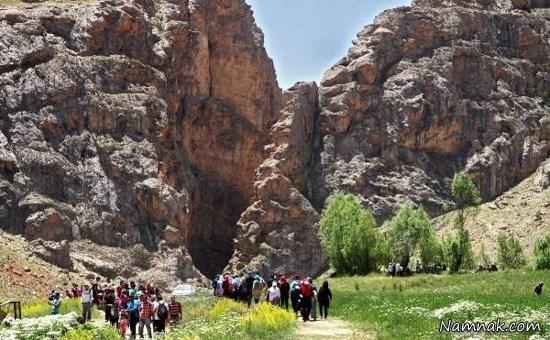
[246,0,411,89]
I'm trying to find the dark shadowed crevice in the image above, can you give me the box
[188,173,246,278]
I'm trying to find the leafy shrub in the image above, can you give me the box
[23,298,84,318]
[535,234,550,270]
[241,303,296,337]
[478,242,492,268]
[443,227,475,273]
[386,202,441,269]
[320,193,378,275]
[497,234,526,269]
[208,299,247,321]
[62,325,119,340]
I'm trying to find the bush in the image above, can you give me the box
[320,193,377,275]
[535,234,550,270]
[62,325,119,340]
[241,303,296,337]
[497,234,526,270]
[386,202,441,269]
[23,298,84,318]
[478,242,492,268]
[443,227,475,273]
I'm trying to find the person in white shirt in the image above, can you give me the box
[81,285,94,323]
[267,282,281,305]
[152,295,169,334]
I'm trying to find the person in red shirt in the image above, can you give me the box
[138,294,153,338]
[168,296,182,325]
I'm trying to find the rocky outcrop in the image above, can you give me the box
[0,0,280,278]
[228,82,325,277]
[315,0,550,221]
[30,239,73,270]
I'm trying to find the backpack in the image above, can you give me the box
[300,281,313,298]
[158,303,168,320]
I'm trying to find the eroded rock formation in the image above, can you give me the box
[316,0,550,221]
[1,0,549,279]
[0,0,281,280]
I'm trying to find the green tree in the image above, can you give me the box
[478,242,492,268]
[535,234,550,270]
[445,173,480,273]
[496,234,525,269]
[386,203,440,269]
[319,193,377,275]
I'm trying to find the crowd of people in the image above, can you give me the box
[51,277,183,339]
[44,273,334,338]
[211,273,333,321]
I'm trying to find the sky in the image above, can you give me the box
[246,0,411,89]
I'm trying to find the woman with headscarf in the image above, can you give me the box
[317,281,333,319]
[267,281,281,305]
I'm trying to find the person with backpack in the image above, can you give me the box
[278,275,290,310]
[317,281,333,319]
[126,293,141,339]
[153,295,169,334]
[290,277,301,316]
[309,278,318,321]
[252,274,265,305]
[299,277,314,322]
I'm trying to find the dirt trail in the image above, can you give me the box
[295,318,374,339]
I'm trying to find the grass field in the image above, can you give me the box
[329,270,550,339]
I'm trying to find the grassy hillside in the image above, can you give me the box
[437,170,550,259]
[329,271,550,339]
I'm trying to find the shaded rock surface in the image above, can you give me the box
[228,82,325,277]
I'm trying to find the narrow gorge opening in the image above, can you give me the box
[188,175,246,278]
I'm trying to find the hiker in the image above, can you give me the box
[104,286,115,324]
[127,292,140,339]
[92,277,103,306]
[169,296,182,326]
[309,278,318,321]
[290,277,301,316]
[244,273,256,307]
[252,274,265,305]
[138,294,153,339]
[278,275,290,310]
[49,292,61,315]
[153,295,169,334]
[317,281,333,319]
[119,311,129,338]
[71,283,81,298]
[128,281,137,297]
[267,281,281,305]
[233,276,242,300]
[81,285,93,323]
[222,274,234,298]
[299,277,314,322]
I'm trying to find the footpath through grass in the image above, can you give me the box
[329,270,550,339]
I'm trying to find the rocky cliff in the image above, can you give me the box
[315,0,550,222]
[0,0,281,281]
[1,0,549,282]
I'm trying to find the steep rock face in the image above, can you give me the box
[228,82,325,277]
[316,0,550,221]
[0,0,281,279]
